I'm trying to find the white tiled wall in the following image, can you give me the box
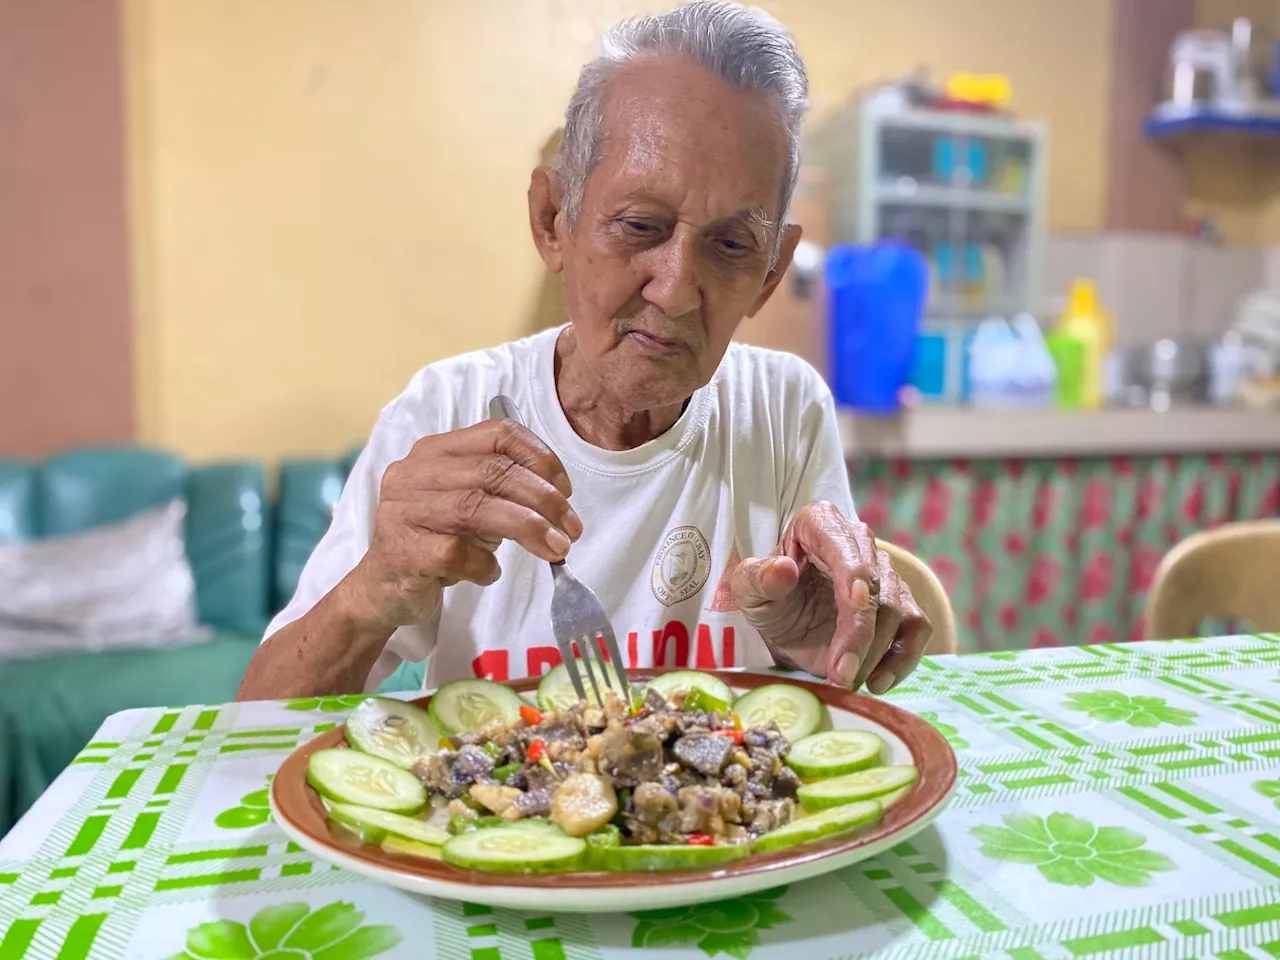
[1043,233,1273,346]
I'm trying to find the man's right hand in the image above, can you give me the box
[344,419,582,631]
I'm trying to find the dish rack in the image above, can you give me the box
[809,95,1049,404]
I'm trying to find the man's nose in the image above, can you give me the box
[641,230,702,318]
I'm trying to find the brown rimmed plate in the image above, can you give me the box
[270,670,956,913]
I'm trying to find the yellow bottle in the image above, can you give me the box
[1054,279,1114,411]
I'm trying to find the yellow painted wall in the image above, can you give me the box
[125,0,1112,462]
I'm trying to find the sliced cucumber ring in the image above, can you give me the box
[798,764,919,810]
[753,799,881,853]
[733,683,826,742]
[537,660,602,712]
[442,826,587,873]
[599,842,748,872]
[787,730,883,779]
[345,697,442,768]
[327,802,449,847]
[307,748,426,814]
[876,784,915,810]
[645,671,735,708]
[381,836,443,860]
[429,679,524,734]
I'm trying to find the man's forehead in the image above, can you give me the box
[589,54,789,218]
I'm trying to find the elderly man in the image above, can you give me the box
[238,0,931,703]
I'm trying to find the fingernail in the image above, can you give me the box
[867,670,896,695]
[563,508,584,540]
[553,472,572,496]
[834,652,859,687]
[850,578,870,608]
[546,528,571,556]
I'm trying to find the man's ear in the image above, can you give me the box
[528,167,566,274]
[746,224,802,317]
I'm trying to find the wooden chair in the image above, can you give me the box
[876,539,959,656]
[1146,519,1280,640]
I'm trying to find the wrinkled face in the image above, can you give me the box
[547,55,796,411]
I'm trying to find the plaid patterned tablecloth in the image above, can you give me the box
[3,636,1280,960]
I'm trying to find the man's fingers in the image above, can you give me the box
[731,556,800,610]
[424,533,502,586]
[408,454,582,541]
[416,489,572,562]
[867,600,933,695]
[430,420,572,497]
[853,553,903,689]
[784,503,880,689]
[826,579,877,687]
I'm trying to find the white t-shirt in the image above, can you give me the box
[264,326,855,691]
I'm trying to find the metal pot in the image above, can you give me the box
[1117,338,1209,411]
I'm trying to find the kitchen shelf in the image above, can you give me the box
[876,181,1030,214]
[839,407,1280,460]
[875,109,1044,142]
[1145,108,1280,142]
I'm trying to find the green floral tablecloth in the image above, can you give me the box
[3,636,1280,959]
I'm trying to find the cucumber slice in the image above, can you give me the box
[345,697,442,768]
[645,671,735,707]
[429,679,524,734]
[307,748,426,814]
[442,826,587,873]
[599,842,748,872]
[798,765,919,810]
[449,816,566,836]
[381,836,443,860]
[753,799,881,853]
[786,730,883,778]
[536,660,608,712]
[732,683,826,742]
[327,802,449,847]
[877,784,914,810]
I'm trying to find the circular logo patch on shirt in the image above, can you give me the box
[651,525,712,606]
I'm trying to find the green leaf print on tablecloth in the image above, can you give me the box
[173,902,400,960]
[215,776,273,829]
[1061,690,1198,727]
[917,712,968,750]
[631,886,792,958]
[1253,779,1280,809]
[283,695,367,713]
[972,813,1175,887]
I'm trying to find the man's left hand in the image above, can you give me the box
[731,501,933,693]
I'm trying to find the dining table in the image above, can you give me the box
[2,634,1279,960]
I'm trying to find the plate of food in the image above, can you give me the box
[270,666,956,913]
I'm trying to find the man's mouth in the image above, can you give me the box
[625,330,685,357]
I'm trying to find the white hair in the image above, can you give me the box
[552,0,809,245]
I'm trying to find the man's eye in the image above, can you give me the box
[622,220,654,233]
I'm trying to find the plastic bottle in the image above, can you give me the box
[826,243,929,415]
[1050,279,1114,410]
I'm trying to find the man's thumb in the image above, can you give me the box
[731,555,799,610]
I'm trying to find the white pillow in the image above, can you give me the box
[0,498,210,659]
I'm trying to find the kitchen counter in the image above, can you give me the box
[839,406,1280,459]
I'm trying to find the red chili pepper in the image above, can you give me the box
[687,833,715,846]
[714,729,745,746]
[519,705,544,727]
[526,739,548,764]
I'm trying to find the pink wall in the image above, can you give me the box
[0,0,134,457]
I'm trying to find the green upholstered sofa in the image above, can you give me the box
[0,446,400,836]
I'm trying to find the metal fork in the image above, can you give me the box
[487,395,631,706]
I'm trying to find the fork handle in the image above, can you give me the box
[489,395,525,427]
